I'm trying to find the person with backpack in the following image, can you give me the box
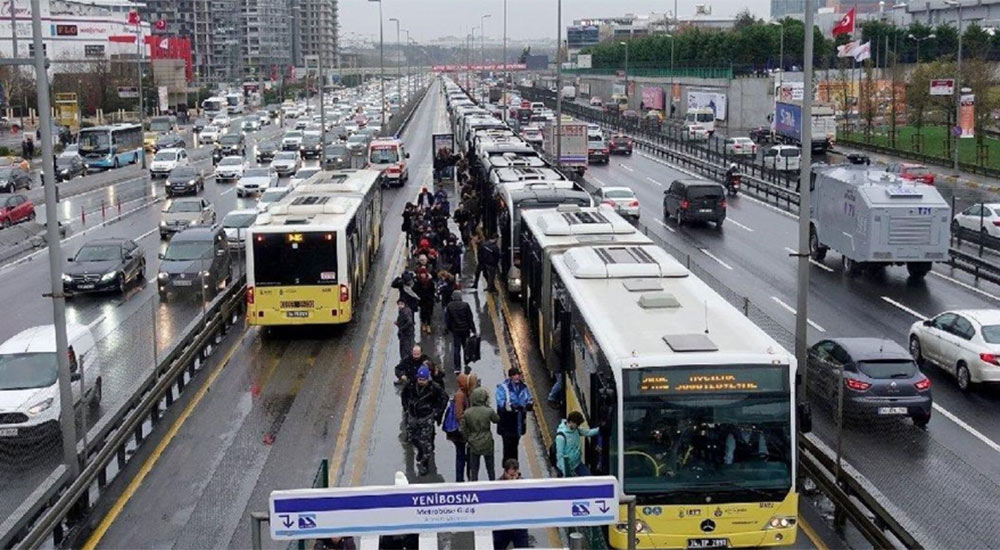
[554,411,600,477]
[444,290,476,375]
[495,368,533,463]
[460,386,499,481]
[443,373,478,482]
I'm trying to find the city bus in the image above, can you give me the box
[542,243,804,549]
[225,92,245,115]
[201,96,226,118]
[77,124,143,170]
[245,170,382,326]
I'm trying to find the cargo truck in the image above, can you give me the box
[772,100,837,152]
[541,117,588,177]
[809,165,951,279]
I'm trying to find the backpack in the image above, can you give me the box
[547,432,567,473]
[442,397,460,433]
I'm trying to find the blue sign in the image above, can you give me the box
[269,476,620,540]
[775,102,801,142]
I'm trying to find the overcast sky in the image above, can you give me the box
[339,0,772,42]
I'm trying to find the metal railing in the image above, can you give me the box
[838,135,1000,180]
[562,66,733,79]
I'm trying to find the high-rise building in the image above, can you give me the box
[243,0,293,81]
[292,0,338,71]
[143,0,243,84]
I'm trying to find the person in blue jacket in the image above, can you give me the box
[555,411,600,477]
[495,367,534,462]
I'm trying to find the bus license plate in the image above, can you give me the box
[286,311,309,318]
[0,428,18,437]
[878,407,908,415]
[688,539,729,549]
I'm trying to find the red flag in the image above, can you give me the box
[832,8,855,36]
[154,19,167,31]
[127,10,140,25]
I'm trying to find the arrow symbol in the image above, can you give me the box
[597,500,610,514]
[280,514,294,528]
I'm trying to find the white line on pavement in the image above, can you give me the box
[726,217,754,232]
[770,296,826,332]
[590,176,607,187]
[783,246,835,272]
[87,314,107,330]
[646,176,663,186]
[655,219,676,233]
[880,296,928,320]
[220,186,237,196]
[619,163,635,173]
[930,270,1000,302]
[699,248,733,270]
[932,403,1000,455]
[137,227,159,241]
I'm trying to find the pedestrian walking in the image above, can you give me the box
[445,373,478,482]
[493,459,530,549]
[496,368,534,463]
[440,234,462,277]
[444,290,476,375]
[555,411,600,477]
[394,299,415,362]
[401,366,448,476]
[401,203,416,249]
[460,386,499,481]
[394,344,431,396]
[414,268,436,334]
[474,236,500,292]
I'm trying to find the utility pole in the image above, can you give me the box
[402,30,411,100]
[136,21,146,168]
[946,0,963,170]
[9,0,17,59]
[555,0,562,168]
[372,0,385,129]
[389,18,401,105]
[481,14,491,73]
[29,0,79,477]
[502,0,508,121]
[795,0,815,401]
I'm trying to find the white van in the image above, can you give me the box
[763,145,801,172]
[0,323,101,442]
[685,107,716,135]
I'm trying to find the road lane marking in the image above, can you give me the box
[799,517,830,550]
[770,296,826,332]
[137,227,158,241]
[646,176,663,186]
[618,163,634,173]
[880,296,928,320]
[783,247,835,273]
[83,325,249,550]
[699,248,733,270]
[930,270,1000,302]
[654,219,676,233]
[220,186,237,196]
[726,217,754,232]
[590,175,607,187]
[932,403,1000,455]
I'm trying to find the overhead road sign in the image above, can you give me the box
[269,476,619,540]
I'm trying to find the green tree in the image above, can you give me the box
[962,23,992,60]
[733,8,757,31]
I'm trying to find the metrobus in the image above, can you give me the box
[77,124,143,170]
[226,93,245,115]
[542,243,802,549]
[201,96,226,118]
[245,170,382,326]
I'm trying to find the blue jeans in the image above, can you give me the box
[573,462,591,477]
[548,372,564,402]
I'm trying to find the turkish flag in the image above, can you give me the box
[154,19,167,31]
[127,10,140,25]
[832,8,855,36]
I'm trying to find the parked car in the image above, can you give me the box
[589,96,603,107]
[55,155,87,182]
[63,238,145,295]
[663,178,726,228]
[0,193,34,227]
[222,209,257,249]
[0,166,31,193]
[762,145,801,172]
[271,151,301,177]
[154,133,185,151]
[214,155,247,182]
[257,186,290,212]
[150,148,190,178]
[594,186,640,220]
[807,337,932,427]
[952,203,1000,238]
[256,140,279,164]
[886,162,935,185]
[323,144,351,170]
[236,167,278,197]
[724,137,757,158]
[909,309,1000,391]
[165,166,205,197]
[157,226,231,301]
[607,133,633,155]
[159,197,216,239]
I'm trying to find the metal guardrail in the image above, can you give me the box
[838,136,1000,180]
[948,247,1000,286]
[4,277,247,549]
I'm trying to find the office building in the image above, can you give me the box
[292,0,338,70]
[906,0,1000,27]
[243,0,293,81]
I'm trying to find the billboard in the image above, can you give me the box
[576,54,592,69]
[687,90,727,120]
[774,101,801,142]
[641,86,665,111]
[776,81,804,101]
[930,79,954,96]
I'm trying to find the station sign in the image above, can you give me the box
[269,476,619,540]
[929,79,954,96]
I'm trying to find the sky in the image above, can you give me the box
[338,0,772,43]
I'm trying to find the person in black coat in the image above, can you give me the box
[444,290,477,374]
[414,268,436,334]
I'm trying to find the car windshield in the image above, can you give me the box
[194,118,208,126]
[163,241,213,261]
[604,189,634,199]
[75,244,121,261]
[285,131,303,139]
[221,135,241,145]
[169,167,198,179]
[78,131,110,153]
[260,190,287,203]
[154,152,177,161]
[907,166,930,176]
[856,359,918,379]
[688,185,723,200]
[0,168,15,178]
[588,139,605,146]
[274,152,297,161]
[244,168,270,177]
[348,135,367,144]
[982,325,1000,344]
[224,212,256,228]
[150,119,172,132]
[0,353,58,391]
[165,200,202,213]
[259,142,277,151]
[696,112,714,122]
[326,145,347,156]
[369,147,399,164]
[219,158,243,166]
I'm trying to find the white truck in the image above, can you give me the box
[541,118,588,177]
[809,165,951,279]
[772,100,837,152]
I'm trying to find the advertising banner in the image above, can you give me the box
[431,64,527,72]
[641,86,665,111]
[687,90,727,120]
[432,133,455,158]
[776,81,804,101]
[774,102,801,142]
[930,79,954,96]
[576,54,592,69]
[960,93,975,139]
[157,86,168,112]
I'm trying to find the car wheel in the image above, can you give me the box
[113,158,120,169]
[89,377,102,408]
[27,211,35,222]
[912,413,930,429]
[159,290,168,302]
[137,260,146,282]
[117,273,126,294]
[842,255,862,277]
[809,228,827,261]
[909,337,924,365]
[2,219,10,229]
[675,209,683,227]
[956,362,972,392]
[4,183,12,193]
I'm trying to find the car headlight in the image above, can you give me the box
[200,270,211,278]
[190,220,200,226]
[100,271,117,282]
[615,519,650,533]
[159,221,167,227]
[157,272,169,280]
[765,516,796,529]
[188,179,197,185]
[27,398,54,416]
[61,273,72,283]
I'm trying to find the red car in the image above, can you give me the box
[0,193,34,228]
[608,133,633,155]
[887,162,935,185]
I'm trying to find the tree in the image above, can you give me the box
[962,23,991,60]
[733,8,757,31]
[518,46,531,64]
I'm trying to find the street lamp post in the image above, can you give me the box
[795,0,816,401]
[389,18,401,106]
[502,0,508,121]
[620,41,629,107]
[945,0,962,170]
[136,23,146,168]
[402,30,411,100]
[371,0,385,129]
[907,32,935,63]
[770,20,785,89]
[481,14,491,73]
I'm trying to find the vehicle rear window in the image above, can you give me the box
[697,113,713,122]
[856,359,917,379]
[907,167,930,177]
[252,232,338,286]
[686,186,723,200]
[982,325,1000,344]
[604,190,633,199]
[780,149,800,158]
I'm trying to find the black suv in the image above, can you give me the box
[157,226,231,302]
[299,134,323,159]
[217,133,246,157]
[256,140,279,163]
[663,178,726,228]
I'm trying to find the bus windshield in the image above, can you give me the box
[252,232,338,286]
[620,366,792,504]
[78,131,111,153]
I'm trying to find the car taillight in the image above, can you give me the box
[340,284,349,302]
[915,378,932,391]
[993,221,1000,227]
[680,200,690,209]
[980,353,1000,366]
[720,199,727,209]
[845,378,871,392]
[246,287,254,305]
[629,200,639,207]
[603,148,609,154]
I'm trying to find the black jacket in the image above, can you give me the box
[395,306,415,337]
[395,353,430,381]
[402,381,448,422]
[478,241,500,267]
[445,298,475,335]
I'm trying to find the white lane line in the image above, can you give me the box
[880,296,928,320]
[590,176,607,187]
[646,176,663,186]
[220,186,237,196]
[930,270,1000,303]
[727,217,754,232]
[699,248,733,271]
[87,314,107,330]
[619,163,635,173]
[770,296,826,332]
[740,193,799,220]
[932,403,1000,455]
[783,246,835,273]
[655,218,676,233]
[137,227,158,241]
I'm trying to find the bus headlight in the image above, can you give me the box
[615,519,649,533]
[765,516,796,529]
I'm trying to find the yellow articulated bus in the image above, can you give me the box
[245,169,382,326]
[542,243,807,549]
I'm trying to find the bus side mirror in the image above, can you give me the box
[797,402,813,434]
